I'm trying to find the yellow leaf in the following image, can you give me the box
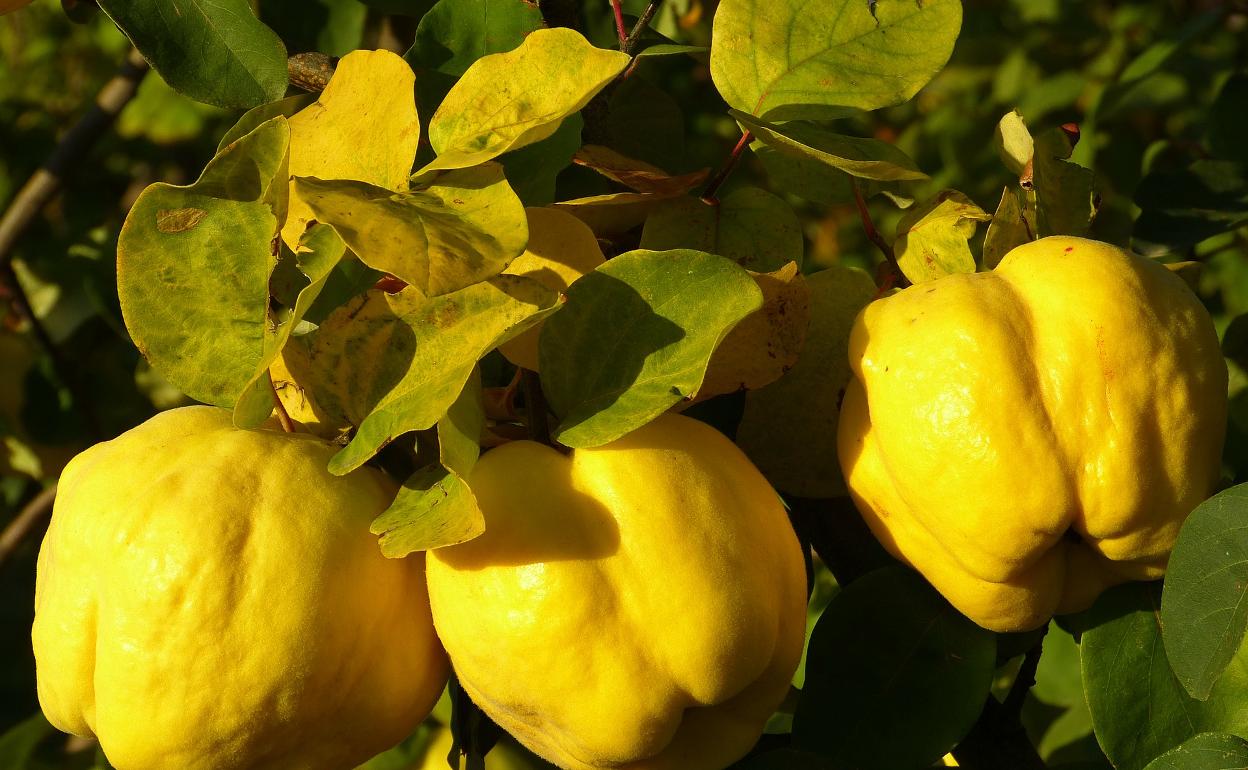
[282,50,420,248]
[423,28,629,172]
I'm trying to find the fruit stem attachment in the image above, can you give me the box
[852,180,909,288]
[701,130,752,205]
[520,369,553,447]
[269,378,296,433]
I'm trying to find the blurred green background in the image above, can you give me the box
[1,0,1245,767]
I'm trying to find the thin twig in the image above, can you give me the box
[269,377,295,433]
[621,1,662,56]
[520,370,552,447]
[610,0,629,49]
[852,181,909,288]
[0,47,148,268]
[0,483,57,569]
[700,130,752,205]
[1002,631,1048,718]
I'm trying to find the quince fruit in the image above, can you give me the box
[426,414,807,770]
[838,236,1227,632]
[33,406,448,769]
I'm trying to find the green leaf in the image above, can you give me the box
[306,277,559,474]
[294,163,527,297]
[95,0,287,109]
[752,142,854,206]
[894,190,990,284]
[1097,11,1222,120]
[1082,582,1248,770]
[540,250,763,448]
[606,73,686,171]
[407,0,543,77]
[372,465,485,556]
[499,114,584,207]
[1132,160,1248,257]
[259,0,366,59]
[284,49,422,249]
[709,0,963,120]
[371,370,487,557]
[995,110,1034,177]
[423,28,630,172]
[983,186,1032,269]
[217,93,316,152]
[1161,484,1248,700]
[639,187,803,272]
[736,265,876,498]
[117,117,289,409]
[233,224,347,428]
[1142,733,1248,770]
[732,110,928,182]
[0,712,58,769]
[792,565,996,769]
[1033,127,1096,238]
[1208,75,1248,165]
[635,43,709,59]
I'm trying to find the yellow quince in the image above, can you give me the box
[33,406,449,769]
[427,413,807,770]
[838,236,1227,632]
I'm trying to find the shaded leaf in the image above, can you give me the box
[792,565,996,769]
[694,262,809,401]
[639,187,804,272]
[752,141,854,205]
[572,145,709,195]
[710,0,962,120]
[983,186,1032,269]
[295,163,527,297]
[736,265,876,498]
[1133,160,1248,256]
[1033,127,1096,238]
[117,118,289,409]
[500,114,584,206]
[552,190,681,236]
[283,49,421,248]
[1161,484,1248,700]
[1098,11,1222,120]
[234,224,347,427]
[540,250,763,448]
[606,72,686,171]
[1142,733,1248,770]
[424,28,629,171]
[438,366,484,478]
[1082,582,1248,770]
[733,110,928,182]
[303,277,559,474]
[1208,75,1248,165]
[96,0,287,109]
[406,0,543,77]
[894,190,990,284]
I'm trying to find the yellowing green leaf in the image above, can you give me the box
[303,276,559,474]
[117,118,289,409]
[423,28,630,172]
[732,110,928,182]
[552,191,681,236]
[983,186,1032,269]
[710,0,963,120]
[995,110,1034,178]
[294,163,527,296]
[283,50,421,248]
[639,187,804,271]
[540,249,764,448]
[737,265,876,498]
[1033,127,1096,238]
[894,190,991,284]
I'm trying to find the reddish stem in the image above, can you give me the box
[611,0,628,49]
[700,130,752,205]
[852,181,908,288]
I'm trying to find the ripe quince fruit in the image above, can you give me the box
[838,236,1227,632]
[426,414,807,770]
[33,406,449,769]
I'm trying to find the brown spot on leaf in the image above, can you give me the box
[156,208,207,233]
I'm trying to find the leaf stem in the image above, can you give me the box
[1002,631,1047,718]
[610,0,629,49]
[700,129,752,205]
[852,181,909,288]
[269,377,296,433]
[622,1,662,56]
[520,369,553,446]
